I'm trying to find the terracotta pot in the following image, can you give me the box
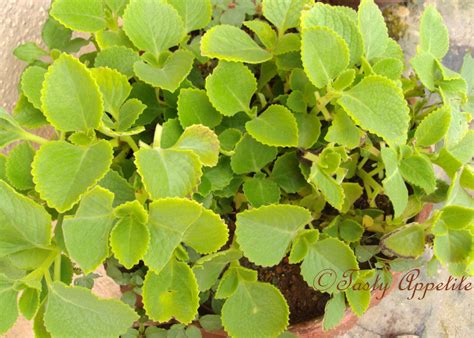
[200,204,433,338]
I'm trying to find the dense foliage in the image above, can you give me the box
[1,0,473,337]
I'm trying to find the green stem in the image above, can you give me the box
[23,132,48,145]
[122,135,139,152]
[357,169,383,192]
[54,254,62,281]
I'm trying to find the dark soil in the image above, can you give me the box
[241,257,330,325]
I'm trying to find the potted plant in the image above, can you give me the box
[1,0,472,337]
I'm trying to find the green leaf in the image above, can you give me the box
[346,282,370,317]
[338,75,409,146]
[410,51,438,91]
[44,282,138,338]
[90,67,131,117]
[144,198,227,271]
[160,118,184,148]
[236,204,312,266]
[243,177,280,207]
[381,147,408,218]
[339,219,364,243]
[434,229,471,263]
[322,293,345,331]
[168,0,211,33]
[205,61,257,116]
[372,58,404,81]
[50,0,106,32]
[41,53,103,132]
[123,0,184,56]
[0,180,51,256]
[381,224,425,258]
[341,183,363,213]
[399,154,436,194]
[13,95,47,129]
[32,139,113,212]
[216,266,258,299]
[301,26,349,88]
[243,20,277,50]
[21,66,46,110]
[134,50,194,93]
[294,112,321,149]
[201,25,272,64]
[358,0,389,61]
[231,134,277,174]
[13,42,48,64]
[440,206,474,230]
[246,105,298,147]
[333,69,356,91]
[110,201,150,269]
[289,230,319,264]
[5,142,35,191]
[301,238,358,294]
[177,88,222,129]
[415,105,451,146]
[95,46,141,79]
[308,163,345,210]
[192,249,242,292]
[135,147,202,199]
[301,3,363,65]
[143,259,199,324]
[262,0,310,35]
[0,275,18,334]
[171,125,220,167]
[419,5,449,59]
[63,187,115,273]
[270,152,307,193]
[117,98,147,131]
[19,288,39,320]
[221,281,289,338]
[325,109,361,149]
[98,170,135,207]
[0,109,27,148]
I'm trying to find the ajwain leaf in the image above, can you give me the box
[358,0,389,61]
[50,0,107,33]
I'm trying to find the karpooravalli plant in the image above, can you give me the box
[1,0,473,337]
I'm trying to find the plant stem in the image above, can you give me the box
[122,135,139,152]
[54,254,62,281]
[23,132,48,145]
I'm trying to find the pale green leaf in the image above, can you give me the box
[21,66,46,110]
[63,187,115,273]
[246,105,298,147]
[5,142,35,191]
[399,154,436,194]
[325,109,361,149]
[0,109,25,148]
[243,177,280,207]
[301,3,363,65]
[205,61,257,116]
[201,25,272,64]
[346,283,370,317]
[341,182,363,213]
[410,51,438,91]
[243,20,277,50]
[95,46,141,79]
[160,118,183,148]
[135,147,202,199]
[236,204,312,266]
[216,266,258,299]
[143,259,199,324]
[13,95,47,129]
[294,112,321,149]
[90,67,131,117]
[134,50,194,93]
[0,275,18,334]
[230,134,277,174]
[419,5,449,59]
[322,293,345,330]
[192,249,242,291]
[434,229,471,263]
[333,69,356,91]
[171,125,220,167]
[221,281,289,338]
[381,147,408,218]
[337,75,409,146]
[271,152,306,193]
[168,0,211,33]
[19,288,39,320]
[50,0,106,33]
[288,229,319,264]
[358,0,389,61]
[177,88,222,129]
[0,180,51,257]
[448,130,474,165]
[32,139,112,211]
[301,238,358,293]
[117,98,147,131]
[218,128,242,152]
[123,0,184,56]
[440,206,474,230]
[415,105,451,146]
[262,0,311,34]
[381,224,425,258]
[98,170,135,207]
[41,53,103,132]
[339,219,364,242]
[44,282,138,338]
[13,42,47,64]
[372,57,404,81]
[109,201,149,268]
[301,26,349,88]
[308,163,345,210]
